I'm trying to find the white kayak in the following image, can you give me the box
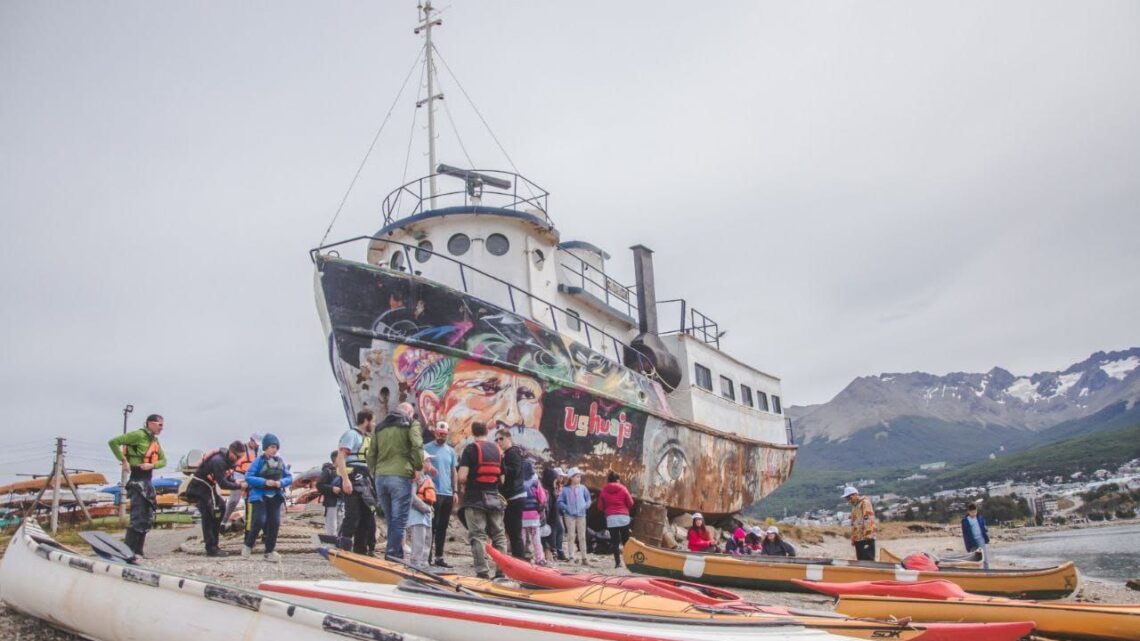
[261,579,850,641]
[0,521,436,641]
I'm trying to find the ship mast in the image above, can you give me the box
[415,1,444,208]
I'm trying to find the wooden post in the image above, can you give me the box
[49,437,63,533]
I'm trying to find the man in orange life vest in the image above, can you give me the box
[185,441,247,556]
[456,421,509,578]
[107,414,167,556]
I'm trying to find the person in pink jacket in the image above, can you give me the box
[596,470,635,568]
[687,513,717,553]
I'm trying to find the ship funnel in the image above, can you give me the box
[625,245,682,391]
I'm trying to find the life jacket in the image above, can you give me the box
[260,456,285,481]
[235,448,257,474]
[474,440,502,484]
[344,428,368,468]
[194,448,226,483]
[416,477,436,506]
[142,438,160,464]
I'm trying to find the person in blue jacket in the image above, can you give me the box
[242,433,293,562]
[961,502,990,569]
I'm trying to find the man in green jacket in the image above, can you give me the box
[367,402,424,559]
[107,414,167,555]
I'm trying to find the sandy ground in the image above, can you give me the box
[2,508,1137,640]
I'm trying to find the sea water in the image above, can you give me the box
[996,522,1140,582]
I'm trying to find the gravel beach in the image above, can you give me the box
[2,509,1136,640]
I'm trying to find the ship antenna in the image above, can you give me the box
[415,1,444,208]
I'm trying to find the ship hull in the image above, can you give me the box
[314,256,795,515]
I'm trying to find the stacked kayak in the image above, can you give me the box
[0,521,434,641]
[799,579,1140,641]
[622,537,1079,599]
[299,547,1036,641]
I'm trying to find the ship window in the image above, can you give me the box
[532,249,546,269]
[415,240,433,263]
[741,385,754,408]
[720,376,736,401]
[565,309,582,331]
[389,250,406,271]
[448,233,471,256]
[486,233,510,256]
[756,391,770,412]
[694,364,712,391]
[772,395,783,414]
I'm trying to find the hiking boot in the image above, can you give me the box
[432,558,453,569]
[206,548,228,558]
[475,571,491,579]
[264,551,282,563]
[556,552,569,562]
[241,545,252,559]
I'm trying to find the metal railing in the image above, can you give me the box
[311,236,643,367]
[656,299,722,349]
[380,170,551,227]
[557,254,638,320]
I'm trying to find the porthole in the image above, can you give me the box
[448,233,470,256]
[486,233,510,256]
[415,240,433,263]
[389,251,406,271]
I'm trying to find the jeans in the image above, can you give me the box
[431,495,454,560]
[245,495,283,553]
[375,475,412,559]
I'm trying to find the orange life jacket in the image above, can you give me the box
[142,439,160,465]
[474,440,502,485]
[235,449,257,474]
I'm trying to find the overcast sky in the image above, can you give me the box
[2,2,1137,480]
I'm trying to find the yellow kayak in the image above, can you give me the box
[622,537,1078,599]
[319,548,1036,641]
[836,594,1140,641]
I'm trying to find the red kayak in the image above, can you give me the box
[792,579,974,599]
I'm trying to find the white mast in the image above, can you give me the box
[415,1,444,207]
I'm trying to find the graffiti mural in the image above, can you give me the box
[318,256,794,515]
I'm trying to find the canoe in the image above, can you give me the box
[0,521,435,641]
[0,472,108,495]
[880,548,984,569]
[623,537,1079,599]
[835,594,1140,641]
[315,547,1035,641]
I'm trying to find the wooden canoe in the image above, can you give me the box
[880,548,984,569]
[0,472,108,495]
[622,537,1079,599]
[317,547,1035,641]
[0,521,435,641]
[836,594,1140,641]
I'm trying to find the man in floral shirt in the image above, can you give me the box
[844,486,877,561]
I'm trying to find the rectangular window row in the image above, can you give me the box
[693,362,782,414]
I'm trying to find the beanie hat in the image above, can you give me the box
[262,433,280,450]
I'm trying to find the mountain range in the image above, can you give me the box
[788,347,1140,470]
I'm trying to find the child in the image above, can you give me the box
[558,467,591,565]
[242,433,293,562]
[520,461,548,565]
[407,464,436,569]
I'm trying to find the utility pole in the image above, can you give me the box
[23,437,93,533]
[119,403,133,519]
[415,1,444,208]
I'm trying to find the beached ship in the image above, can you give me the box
[311,3,795,534]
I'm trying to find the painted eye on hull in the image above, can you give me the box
[654,441,689,484]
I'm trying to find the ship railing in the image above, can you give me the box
[311,236,640,367]
[655,299,722,349]
[380,170,551,226]
[557,254,638,320]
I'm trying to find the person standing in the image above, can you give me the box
[496,429,528,559]
[242,433,293,562]
[542,466,568,561]
[558,467,591,565]
[844,486,877,561]
[456,421,509,578]
[185,441,247,557]
[423,421,458,568]
[367,402,424,560]
[596,470,634,568]
[961,502,991,569]
[407,466,436,568]
[108,413,166,556]
[221,432,261,529]
[520,460,548,566]
[316,451,343,537]
[336,410,377,554]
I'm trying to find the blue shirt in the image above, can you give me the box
[338,428,367,468]
[424,441,457,496]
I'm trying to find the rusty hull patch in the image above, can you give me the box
[323,614,407,641]
[204,584,261,611]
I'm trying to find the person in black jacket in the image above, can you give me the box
[316,451,342,537]
[759,526,796,557]
[496,429,528,559]
[185,441,247,557]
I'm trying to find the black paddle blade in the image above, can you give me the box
[317,533,338,546]
[80,531,138,564]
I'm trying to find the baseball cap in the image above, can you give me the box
[842,486,859,498]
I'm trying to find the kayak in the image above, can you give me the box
[792,579,973,600]
[315,547,1036,641]
[880,548,984,569]
[623,536,1079,599]
[0,472,108,495]
[835,594,1139,641]
[0,521,435,641]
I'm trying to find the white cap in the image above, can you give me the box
[751,526,764,536]
[842,486,859,498]
[567,467,583,477]
[433,421,449,433]
[691,512,704,521]
[553,466,568,477]
[767,526,780,535]
[250,432,264,445]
